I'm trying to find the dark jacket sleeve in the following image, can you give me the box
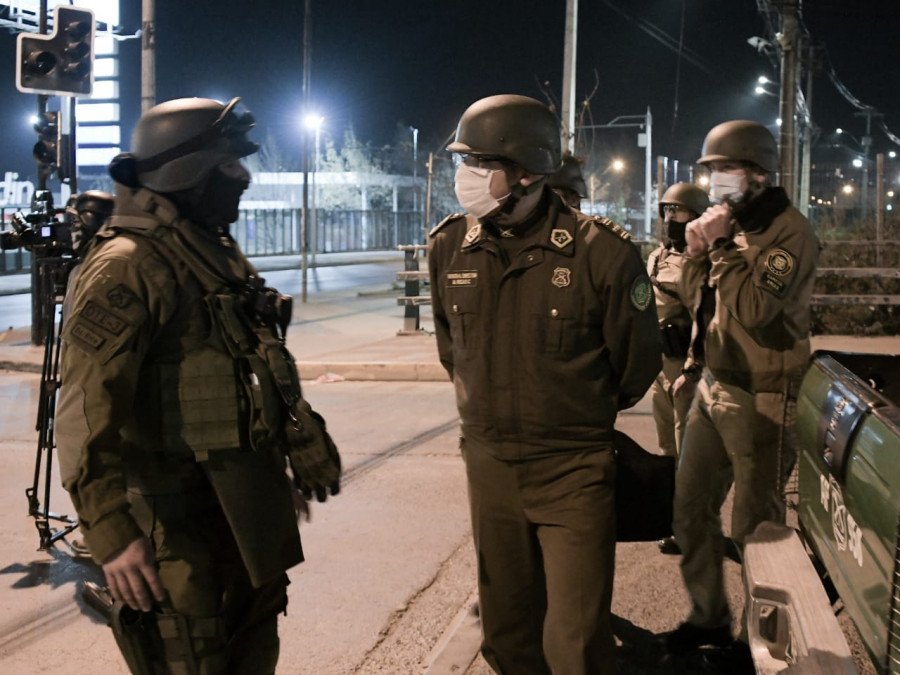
[428,234,454,380]
[56,243,171,563]
[600,240,663,409]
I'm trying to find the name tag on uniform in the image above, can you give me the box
[447,271,478,287]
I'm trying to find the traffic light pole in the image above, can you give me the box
[31,2,50,345]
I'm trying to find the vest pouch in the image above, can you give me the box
[163,347,245,461]
[660,321,692,359]
[241,351,290,452]
[205,293,254,359]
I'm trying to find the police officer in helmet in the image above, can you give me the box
[548,152,588,209]
[647,182,710,556]
[66,190,114,256]
[57,97,341,674]
[664,120,819,667]
[430,94,661,674]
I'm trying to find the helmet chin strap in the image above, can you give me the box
[497,176,545,216]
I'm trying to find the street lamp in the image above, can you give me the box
[588,159,626,219]
[409,126,418,215]
[304,114,324,263]
[754,75,778,98]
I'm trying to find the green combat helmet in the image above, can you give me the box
[109,97,258,192]
[658,182,710,219]
[447,94,562,175]
[697,120,779,173]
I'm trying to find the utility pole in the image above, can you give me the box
[300,0,312,303]
[141,0,155,113]
[855,109,877,217]
[424,152,433,245]
[876,153,884,266]
[777,1,799,199]
[561,0,578,153]
[798,40,817,216]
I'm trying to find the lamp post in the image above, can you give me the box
[409,126,418,215]
[305,114,323,264]
[589,159,625,219]
[577,109,652,238]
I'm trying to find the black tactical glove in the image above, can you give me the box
[284,399,342,502]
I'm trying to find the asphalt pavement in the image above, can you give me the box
[0,251,895,674]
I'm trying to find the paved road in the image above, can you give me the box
[0,257,892,673]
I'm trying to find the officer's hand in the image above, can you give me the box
[684,220,708,260]
[285,401,342,503]
[102,537,165,612]
[672,374,697,398]
[695,204,733,248]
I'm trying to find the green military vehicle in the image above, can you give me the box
[745,350,900,674]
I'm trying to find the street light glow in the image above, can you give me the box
[612,159,624,172]
[842,184,854,195]
[852,158,863,168]
[757,75,771,85]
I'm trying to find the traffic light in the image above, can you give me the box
[16,6,95,97]
[33,111,60,177]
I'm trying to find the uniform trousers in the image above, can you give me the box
[129,485,288,675]
[462,440,617,675]
[650,354,692,458]
[672,374,785,629]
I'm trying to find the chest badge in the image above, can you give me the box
[550,228,574,249]
[464,223,482,244]
[551,267,571,288]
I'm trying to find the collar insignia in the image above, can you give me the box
[550,228,574,249]
[464,223,482,244]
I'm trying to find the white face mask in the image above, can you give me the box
[708,172,745,204]
[454,164,510,218]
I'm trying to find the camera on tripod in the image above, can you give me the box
[0,190,72,256]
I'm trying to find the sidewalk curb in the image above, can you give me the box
[298,361,447,382]
[0,358,447,382]
[423,595,482,674]
[0,360,42,374]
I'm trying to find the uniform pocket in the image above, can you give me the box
[535,289,583,358]
[444,287,480,358]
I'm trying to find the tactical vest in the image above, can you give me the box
[102,193,305,586]
[104,209,298,463]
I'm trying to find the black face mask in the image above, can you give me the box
[666,220,687,249]
[173,166,249,230]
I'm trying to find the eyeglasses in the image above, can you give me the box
[457,154,513,169]
[662,204,692,216]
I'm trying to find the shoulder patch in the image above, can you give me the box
[593,217,631,241]
[630,275,653,311]
[429,213,466,238]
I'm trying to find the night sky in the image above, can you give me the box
[1,0,897,188]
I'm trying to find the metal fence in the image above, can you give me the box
[0,208,427,274]
[226,208,427,256]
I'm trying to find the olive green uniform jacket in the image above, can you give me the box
[702,187,820,393]
[428,190,662,460]
[56,187,302,584]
